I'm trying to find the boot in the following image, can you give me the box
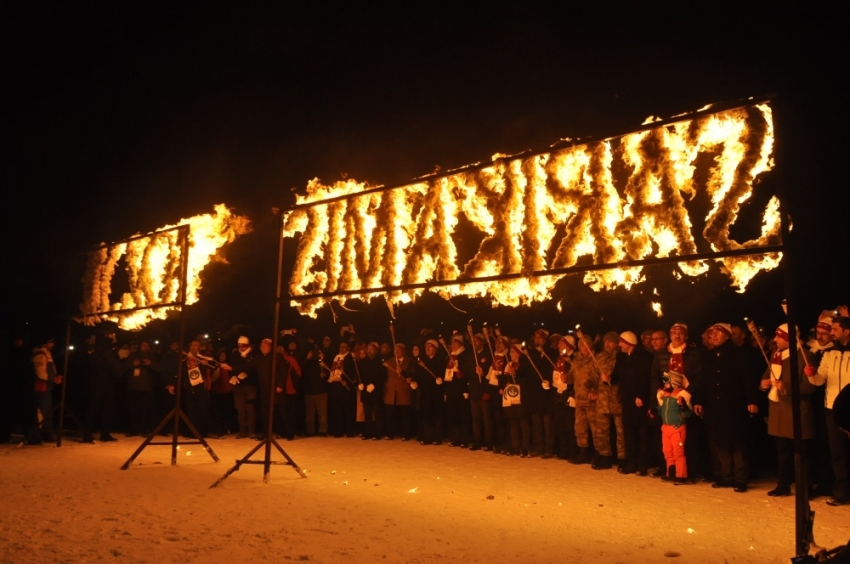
[592,455,613,470]
[569,447,592,465]
[661,465,676,482]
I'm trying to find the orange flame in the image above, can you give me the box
[284,103,779,317]
[78,204,251,330]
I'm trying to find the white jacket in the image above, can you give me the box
[808,344,850,410]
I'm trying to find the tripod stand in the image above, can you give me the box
[211,210,305,487]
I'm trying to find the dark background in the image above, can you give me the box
[3,4,846,349]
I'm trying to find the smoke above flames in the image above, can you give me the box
[77,204,252,330]
[284,103,780,318]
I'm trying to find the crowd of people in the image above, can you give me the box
[3,305,850,510]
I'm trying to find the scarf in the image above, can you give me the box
[668,343,687,374]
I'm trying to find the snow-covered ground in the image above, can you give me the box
[1,436,848,563]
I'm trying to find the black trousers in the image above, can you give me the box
[491,396,510,451]
[209,392,236,435]
[507,413,531,454]
[531,413,554,455]
[774,436,815,489]
[185,387,216,437]
[328,385,355,437]
[417,399,442,444]
[85,377,114,438]
[553,402,577,459]
[711,441,748,486]
[624,418,652,472]
[361,398,383,439]
[827,409,850,499]
[447,397,471,445]
[232,384,257,436]
[126,389,155,435]
[384,404,412,439]
[469,399,493,448]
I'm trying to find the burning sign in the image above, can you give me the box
[284,103,780,317]
[78,204,252,330]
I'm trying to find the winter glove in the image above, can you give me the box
[237,372,247,380]
[804,366,816,378]
[366,383,375,393]
[567,397,576,408]
[463,392,469,400]
[358,383,365,391]
[436,378,443,385]
[542,381,550,390]
[229,376,239,385]
[410,381,418,390]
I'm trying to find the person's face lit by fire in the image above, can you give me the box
[709,328,729,348]
[395,344,406,358]
[380,343,391,357]
[450,339,462,353]
[288,341,297,353]
[218,350,228,362]
[579,339,593,357]
[140,341,151,354]
[339,342,349,355]
[509,346,521,363]
[189,340,201,355]
[641,331,653,350]
[730,326,747,347]
[816,327,833,348]
[411,345,420,358]
[473,336,485,352]
[367,344,378,358]
[322,336,332,349]
[774,333,789,352]
[260,341,272,355]
[670,326,687,348]
[425,342,437,357]
[533,332,546,348]
[604,339,619,354]
[651,331,668,352]
[701,328,714,347]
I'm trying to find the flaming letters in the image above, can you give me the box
[284,104,780,317]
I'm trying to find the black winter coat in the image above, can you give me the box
[616,347,654,423]
[694,340,760,447]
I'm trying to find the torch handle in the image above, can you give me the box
[747,321,771,367]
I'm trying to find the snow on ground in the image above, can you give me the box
[1,436,848,564]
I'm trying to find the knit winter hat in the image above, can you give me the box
[425,339,439,349]
[237,336,250,345]
[451,334,465,344]
[670,322,688,333]
[817,311,834,332]
[775,324,790,341]
[619,331,638,346]
[535,328,550,338]
[711,323,732,338]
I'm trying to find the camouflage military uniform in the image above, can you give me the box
[569,352,603,449]
[595,349,625,460]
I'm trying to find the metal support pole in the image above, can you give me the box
[172,226,190,465]
[55,321,72,447]
[774,95,813,557]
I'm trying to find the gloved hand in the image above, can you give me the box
[358,383,365,391]
[567,397,576,408]
[463,392,469,400]
[366,383,375,393]
[804,366,816,377]
[237,372,247,380]
[436,378,443,385]
[229,376,239,385]
[410,381,418,390]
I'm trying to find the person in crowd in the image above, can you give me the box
[383,343,413,440]
[255,338,289,440]
[83,330,120,443]
[656,369,692,484]
[445,334,472,447]
[488,335,511,454]
[525,329,556,458]
[228,336,259,439]
[123,340,160,437]
[468,333,494,451]
[328,341,357,437]
[209,348,236,436]
[651,323,704,480]
[617,330,655,475]
[27,336,63,444]
[641,329,654,352]
[414,339,445,445]
[158,339,180,435]
[809,312,836,497]
[568,334,602,465]
[301,347,329,437]
[276,342,302,440]
[174,339,219,438]
[552,335,577,461]
[1,333,32,443]
[806,315,850,506]
[500,344,532,457]
[358,342,385,440]
[761,323,817,497]
[593,331,625,469]
[693,323,760,493]
[651,330,668,353]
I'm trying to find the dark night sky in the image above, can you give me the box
[3,4,847,346]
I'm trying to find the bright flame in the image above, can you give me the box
[78,204,251,330]
[284,103,779,317]
[652,302,664,318]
